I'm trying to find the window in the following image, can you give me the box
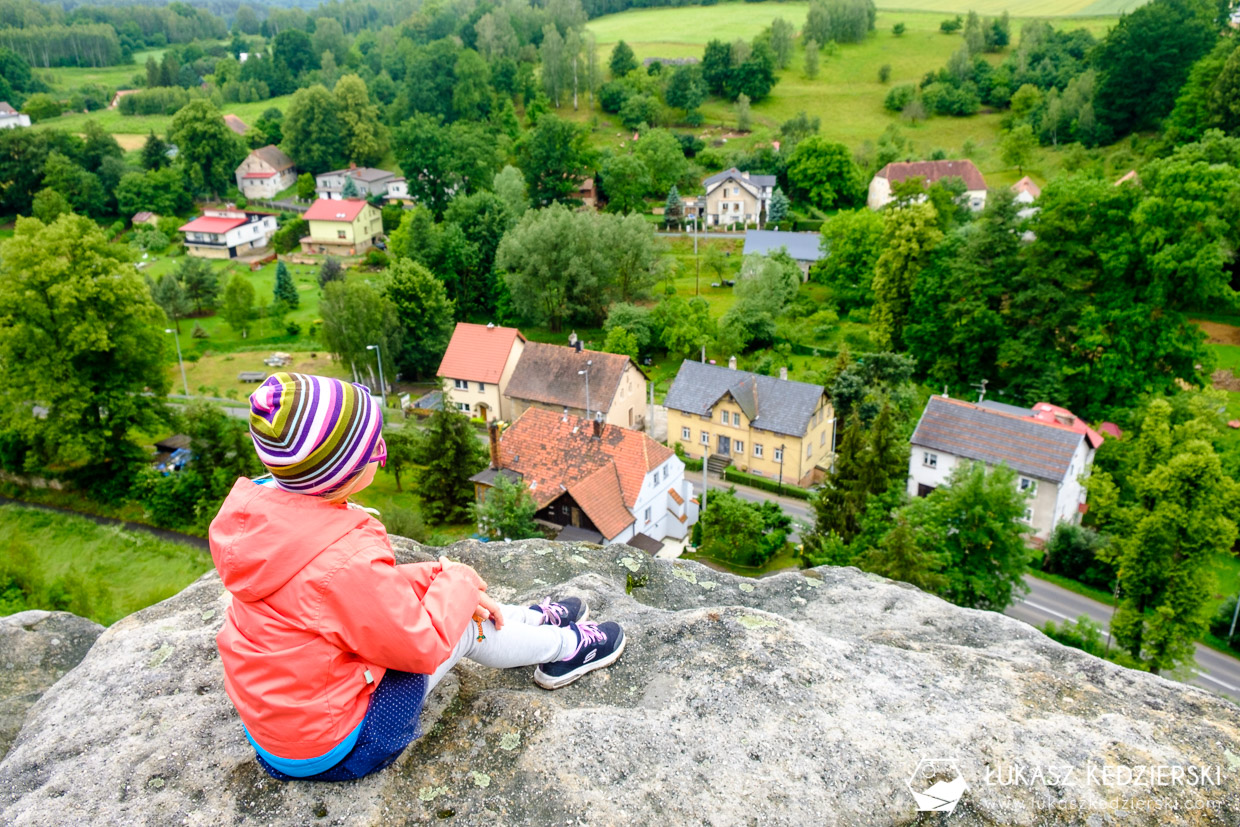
[734,441,744,454]
[820,431,826,446]
[662,466,669,481]
[701,431,710,444]
[1019,477,1037,495]
[456,402,470,413]
[477,382,486,391]
[682,426,691,440]
[337,230,347,239]
[732,412,741,426]
[754,444,764,458]
[806,444,812,458]
[644,507,651,522]
[773,447,783,462]
[721,410,729,424]
[561,504,569,516]
[1022,507,1034,524]
[453,379,468,390]
[923,452,938,468]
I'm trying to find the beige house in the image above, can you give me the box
[867,160,988,212]
[665,358,834,487]
[299,198,383,256]
[505,339,649,431]
[703,168,776,227]
[437,323,527,422]
[235,145,296,200]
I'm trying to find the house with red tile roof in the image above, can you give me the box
[299,197,383,256]
[504,338,649,431]
[907,396,1103,541]
[178,208,278,259]
[867,160,988,212]
[437,323,527,422]
[471,408,697,548]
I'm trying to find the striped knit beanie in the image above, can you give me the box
[248,373,384,496]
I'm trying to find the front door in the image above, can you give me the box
[718,435,731,456]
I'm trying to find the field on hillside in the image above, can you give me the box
[29,93,295,142]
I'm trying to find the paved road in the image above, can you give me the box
[1009,575,1240,700]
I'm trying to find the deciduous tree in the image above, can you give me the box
[334,74,388,167]
[383,259,455,380]
[871,202,942,351]
[221,273,256,337]
[282,84,344,175]
[471,473,541,540]
[169,99,245,198]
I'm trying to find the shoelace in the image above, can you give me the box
[568,622,606,660]
[537,598,568,626]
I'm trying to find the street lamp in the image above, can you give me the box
[778,443,786,495]
[577,359,592,420]
[165,328,188,398]
[366,344,386,409]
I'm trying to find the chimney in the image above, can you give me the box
[568,331,578,348]
[574,340,583,353]
[349,161,357,170]
[779,366,788,381]
[562,407,569,422]
[1055,413,1075,426]
[486,321,495,330]
[487,422,501,470]
[592,411,603,439]
[728,355,737,370]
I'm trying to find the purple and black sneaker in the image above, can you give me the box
[534,621,625,690]
[531,596,589,627]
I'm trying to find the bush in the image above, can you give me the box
[884,84,915,113]
[1041,615,1146,670]
[878,64,891,84]
[940,15,963,34]
[1041,523,1115,591]
[271,218,308,254]
[1210,597,1240,652]
[793,219,824,232]
[119,86,193,116]
[285,320,301,336]
[22,93,62,122]
[598,81,631,114]
[364,249,388,268]
[723,466,811,499]
[673,441,703,472]
[380,506,427,542]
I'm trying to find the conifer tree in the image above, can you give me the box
[664,185,683,229]
[273,260,299,309]
[412,408,489,524]
[341,176,360,198]
[857,514,947,592]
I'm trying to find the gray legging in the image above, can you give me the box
[426,605,578,693]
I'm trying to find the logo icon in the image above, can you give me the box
[907,758,968,815]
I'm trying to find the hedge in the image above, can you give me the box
[793,219,824,232]
[723,466,812,499]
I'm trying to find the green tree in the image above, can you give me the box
[471,473,541,540]
[665,185,684,228]
[803,40,820,80]
[665,64,706,115]
[651,295,715,358]
[318,256,344,288]
[282,84,344,175]
[169,99,244,198]
[334,74,388,167]
[383,259,455,380]
[319,279,400,384]
[892,22,906,36]
[812,208,884,310]
[141,131,169,171]
[871,202,942,351]
[735,93,751,131]
[296,172,316,201]
[786,136,863,210]
[382,424,419,493]
[601,152,650,215]
[31,188,70,223]
[0,214,168,468]
[609,40,637,78]
[21,93,61,122]
[634,128,687,196]
[341,176,360,198]
[413,408,488,524]
[221,273,256,337]
[808,404,906,546]
[603,326,639,361]
[604,302,656,353]
[177,256,219,314]
[1088,398,1240,674]
[906,461,1030,611]
[150,272,190,333]
[698,487,790,567]
[856,513,947,592]
[273,261,298,309]
[493,164,529,219]
[1000,124,1035,174]
[769,17,795,69]
[767,188,790,224]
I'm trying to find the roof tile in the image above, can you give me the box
[877,160,987,191]
[436,323,525,383]
[664,361,825,438]
[505,343,636,411]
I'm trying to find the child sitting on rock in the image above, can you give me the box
[209,373,625,781]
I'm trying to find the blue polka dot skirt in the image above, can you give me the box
[255,670,429,782]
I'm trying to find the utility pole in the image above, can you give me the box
[165,328,189,398]
[695,217,700,296]
[778,443,786,495]
[366,343,386,409]
[577,359,592,420]
[1229,588,1240,642]
[1104,578,1121,655]
[972,378,989,404]
[701,449,709,514]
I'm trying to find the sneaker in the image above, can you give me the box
[534,621,625,690]
[531,596,589,627]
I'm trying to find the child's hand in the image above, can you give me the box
[473,592,505,630]
[439,556,486,590]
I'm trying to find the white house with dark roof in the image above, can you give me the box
[315,164,406,201]
[235,145,297,199]
[867,160,988,212]
[907,396,1103,541]
[703,168,777,227]
[743,230,825,279]
[665,358,834,487]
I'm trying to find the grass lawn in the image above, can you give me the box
[0,503,212,626]
[31,93,296,142]
[350,462,474,546]
[681,542,805,577]
[1208,342,1240,377]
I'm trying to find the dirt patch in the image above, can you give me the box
[1212,369,1240,392]
[1194,320,1240,345]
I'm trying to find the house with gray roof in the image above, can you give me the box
[315,164,407,201]
[703,168,777,228]
[665,358,834,487]
[743,230,825,279]
[908,395,1101,541]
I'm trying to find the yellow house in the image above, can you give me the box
[664,358,834,487]
[300,197,383,256]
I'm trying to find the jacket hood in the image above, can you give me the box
[209,478,374,602]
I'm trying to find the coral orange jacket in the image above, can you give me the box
[209,478,482,760]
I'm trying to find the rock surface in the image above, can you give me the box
[0,610,103,758]
[2,539,1239,826]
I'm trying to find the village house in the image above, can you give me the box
[665,358,835,487]
[742,229,824,280]
[222,114,250,137]
[0,102,30,129]
[703,168,777,227]
[1011,176,1041,205]
[315,164,406,201]
[437,322,527,422]
[470,408,697,549]
[299,197,383,256]
[906,396,1102,542]
[504,338,649,431]
[234,145,297,200]
[178,208,278,259]
[131,211,159,227]
[867,160,988,211]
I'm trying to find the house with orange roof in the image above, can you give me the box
[299,197,383,256]
[471,408,697,548]
[907,396,1103,541]
[504,337,649,431]
[437,322,526,422]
